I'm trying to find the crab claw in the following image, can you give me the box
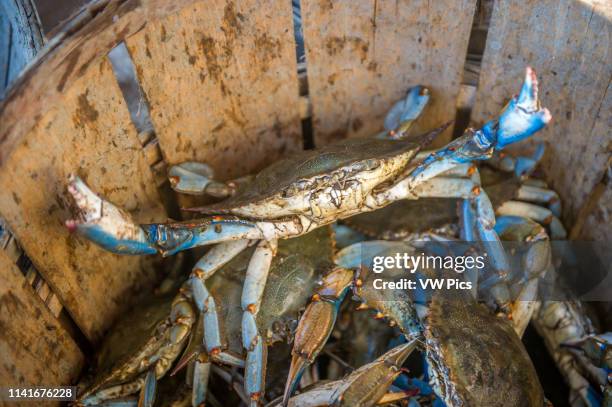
[408,67,551,187]
[281,340,418,407]
[168,162,233,198]
[66,175,261,256]
[282,267,354,406]
[493,67,552,149]
[65,174,157,254]
[384,85,431,135]
[329,340,417,406]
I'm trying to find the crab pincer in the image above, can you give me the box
[406,67,550,185]
[280,340,418,407]
[282,267,355,405]
[65,174,261,256]
[65,174,158,255]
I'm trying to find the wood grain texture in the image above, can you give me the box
[0,0,206,167]
[0,251,83,403]
[471,0,612,225]
[0,59,166,342]
[126,0,302,180]
[301,0,477,146]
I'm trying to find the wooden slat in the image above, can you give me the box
[125,0,302,180]
[0,59,166,342]
[471,0,612,224]
[301,0,477,146]
[0,251,83,398]
[0,0,214,167]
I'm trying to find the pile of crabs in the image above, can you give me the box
[67,68,610,407]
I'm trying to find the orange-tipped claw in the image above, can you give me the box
[282,267,355,405]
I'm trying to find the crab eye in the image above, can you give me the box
[358,159,381,171]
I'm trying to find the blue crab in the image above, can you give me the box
[77,227,334,406]
[282,240,546,406]
[66,68,550,405]
[75,287,195,406]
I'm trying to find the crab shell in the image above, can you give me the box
[206,226,335,354]
[425,293,544,406]
[190,133,437,221]
[343,197,460,239]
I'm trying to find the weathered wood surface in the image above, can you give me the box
[471,0,612,225]
[126,0,302,180]
[0,59,166,342]
[301,0,477,146]
[0,251,83,403]
[0,0,45,95]
[0,0,216,167]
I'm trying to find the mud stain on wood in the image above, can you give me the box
[73,90,100,128]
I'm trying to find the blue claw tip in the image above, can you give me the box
[384,85,431,131]
[495,67,552,150]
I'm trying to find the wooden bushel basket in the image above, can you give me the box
[0,0,609,404]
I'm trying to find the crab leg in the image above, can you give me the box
[532,301,603,407]
[377,165,514,310]
[168,161,256,199]
[410,177,481,199]
[494,215,551,336]
[240,239,278,406]
[515,184,562,217]
[562,333,611,390]
[78,278,196,405]
[172,311,211,405]
[80,379,145,406]
[284,242,423,404]
[496,200,567,239]
[168,161,235,198]
[162,242,252,405]
[192,358,211,407]
[463,191,515,308]
[188,242,250,367]
[138,368,156,407]
[66,175,308,255]
[65,174,263,255]
[193,239,251,277]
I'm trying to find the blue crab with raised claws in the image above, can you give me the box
[66,68,550,405]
